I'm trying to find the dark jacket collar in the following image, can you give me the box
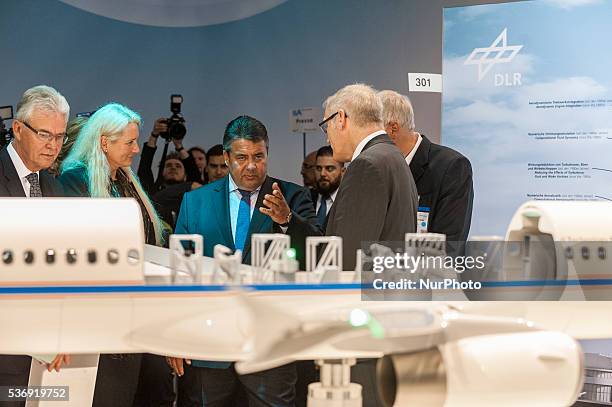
[361,133,394,153]
[0,147,26,197]
[409,134,432,183]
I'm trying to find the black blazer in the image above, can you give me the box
[0,147,63,197]
[310,189,328,233]
[326,134,418,270]
[409,135,473,243]
[0,146,63,382]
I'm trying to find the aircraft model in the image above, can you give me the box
[1,198,611,406]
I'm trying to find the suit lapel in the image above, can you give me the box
[0,148,26,197]
[242,176,274,260]
[39,171,58,197]
[409,135,431,184]
[211,177,235,249]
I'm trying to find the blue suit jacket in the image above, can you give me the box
[175,175,321,267]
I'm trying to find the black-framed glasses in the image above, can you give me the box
[318,111,347,135]
[20,120,67,145]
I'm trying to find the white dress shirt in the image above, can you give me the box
[350,130,387,162]
[404,134,423,165]
[7,142,39,197]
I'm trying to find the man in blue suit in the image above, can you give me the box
[169,115,321,407]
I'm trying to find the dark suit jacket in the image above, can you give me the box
[409,135,473,243]
[326,134,418,270]
[0,146,63,384]
[0,147,63,197]
[310,189,330,233]
[175,175,321,268]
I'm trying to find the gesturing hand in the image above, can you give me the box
[260,182,291,225]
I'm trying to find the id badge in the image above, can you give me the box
[417,206,430,233]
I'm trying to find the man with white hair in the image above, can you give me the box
[320,83,418,271]
[378,90,473,245]
[0,85,69,397]
[319,83,417,406]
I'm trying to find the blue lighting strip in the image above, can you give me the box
[2,279,612,295]
[0,283,363,295]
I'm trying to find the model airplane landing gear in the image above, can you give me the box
[308,358,362,407]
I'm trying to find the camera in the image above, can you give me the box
[0,105,14,149]
[160,94,186,141]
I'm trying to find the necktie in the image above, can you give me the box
[26,173,42,197]
[234,189,252,252]
[317,194,329,227]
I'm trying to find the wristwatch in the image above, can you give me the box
[279,212,292,227]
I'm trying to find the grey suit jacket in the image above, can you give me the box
[326,134,418,270]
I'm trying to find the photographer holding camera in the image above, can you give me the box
[137,117,204,228]
[137,117,202,191]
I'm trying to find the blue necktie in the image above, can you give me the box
[234,189,252,252]
[317,194,329,227]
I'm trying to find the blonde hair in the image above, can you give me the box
[378,90,415,131]
[323,83,383,127]
[61,103,164,245]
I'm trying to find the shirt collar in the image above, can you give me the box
[228,174,262,194]
[7,142,39,179]
[350,130,386,162]
[404,134,423,165]
[330,188,338,202]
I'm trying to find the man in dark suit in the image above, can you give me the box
[321,84,418,271]
[0,85,70,405]
[379,90,473,247]
[320,84,418,407]
[310,145,344,233]
[169,115,321,407]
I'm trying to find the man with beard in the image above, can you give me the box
[311,145,344,233]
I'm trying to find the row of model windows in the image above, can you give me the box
[1,249,140,265]
[565,246,607,260]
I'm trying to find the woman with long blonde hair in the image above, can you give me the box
[60,102,164,245]
[59,103,173,406]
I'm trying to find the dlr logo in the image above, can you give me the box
[494,73,522,87]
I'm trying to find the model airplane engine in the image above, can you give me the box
[502,201,612,299]
[0,198,144,284]
[376,331,583,407]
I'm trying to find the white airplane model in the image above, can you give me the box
[1,198,611,407]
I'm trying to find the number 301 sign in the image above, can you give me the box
[408,73,442,93]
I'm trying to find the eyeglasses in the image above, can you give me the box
[20,120,67,145]
[318,111,347,135]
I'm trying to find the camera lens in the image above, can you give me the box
[169,121,186,140]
